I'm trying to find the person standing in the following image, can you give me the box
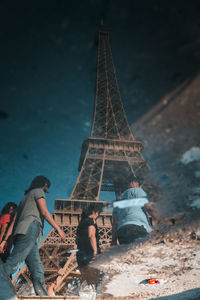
[3,175,66,296]
[76,204,102,287]
[76,204,101,267]
[112,180,158,245]
[0,202,17,262]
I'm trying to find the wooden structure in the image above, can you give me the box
[13,28,148,296]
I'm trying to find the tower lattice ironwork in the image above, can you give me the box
[13,28,148,296]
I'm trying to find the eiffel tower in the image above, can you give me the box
[13,28,148,296]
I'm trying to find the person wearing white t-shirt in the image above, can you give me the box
[112,181,158,245]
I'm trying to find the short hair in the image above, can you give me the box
[25,175,51,194]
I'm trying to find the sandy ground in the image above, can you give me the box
[92,222,200,299]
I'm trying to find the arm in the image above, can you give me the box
[0,223,8,244]
[37,198,65,240]
[144,202,158,227]
[112,212,118,245]
[0,213,17,253]
[88,225,97,256]
[144,202,158,218]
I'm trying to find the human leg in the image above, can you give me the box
[0,258,18,300]
[0,250,9,263]
[25,243,48,296]
[76,251,93,268]
[4,221,40,277]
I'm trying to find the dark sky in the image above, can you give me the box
[0,0,200,235]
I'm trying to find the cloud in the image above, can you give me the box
[82,121,91,132]
[180,147,200,165]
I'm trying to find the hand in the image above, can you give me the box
[92,253,100,261]
[145,201,155,208]
[58,228,66,241]
[0,241,6,253]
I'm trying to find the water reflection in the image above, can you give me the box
[64,266,104,296]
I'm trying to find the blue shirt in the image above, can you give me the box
[113,187,152,233]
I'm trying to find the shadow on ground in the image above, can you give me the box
[150,287,200,300]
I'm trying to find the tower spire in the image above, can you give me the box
[91,29,134,141]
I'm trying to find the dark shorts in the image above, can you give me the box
[117,224,148,244]
[76,251,93,268]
